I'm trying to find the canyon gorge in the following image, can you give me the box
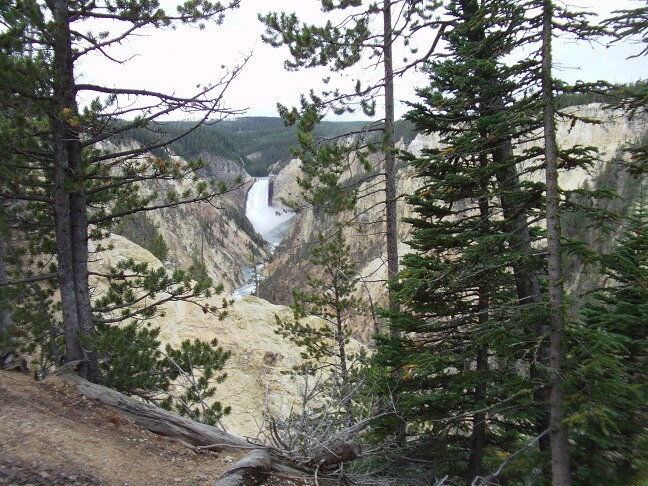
[93,103,646,438]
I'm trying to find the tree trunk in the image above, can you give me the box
[0,229,13,341]
[60,372,344,485]
[0,229,23,372]
[50,0,96,380]
[467,183,490,482]
[383,0,399,319]
[61,371,250,449]
[467,344,487,483]
[492,138,551,463]
[541,1,572,483]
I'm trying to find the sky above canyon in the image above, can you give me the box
[77,0,648,120]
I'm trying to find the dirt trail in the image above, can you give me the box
[0,371,245,485]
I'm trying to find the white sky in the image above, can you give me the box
[76,0,648,120]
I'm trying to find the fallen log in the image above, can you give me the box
[56,373,354,485]
[58,373,249,451]
[213,449,272,486]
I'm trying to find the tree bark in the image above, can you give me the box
[492,137,551,463]
[50,0,96,380]
[467,344,487,483]
[541,1,572,484]
[213,449,273,486]
[0,229,13,342]
[383,0,399,319]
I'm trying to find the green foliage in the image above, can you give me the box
[93,256,224,321]
[373,0,605,482]
[93,323,168,395]
[268,232,377,450]
[275,229,362,380]
[93,322,231,426]
[272,227,368,450]
[160,338,231,426]
[112,212,169,262]
[605,5,648,58]
[564,203,648,484]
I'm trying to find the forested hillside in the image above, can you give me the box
[112,117,417,176]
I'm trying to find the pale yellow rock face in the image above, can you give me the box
[154,294,309,438]
[90,234,360,438]
[271,157,303,210]
[519,103,647,191]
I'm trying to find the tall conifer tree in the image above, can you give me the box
[260,0,443,322]
[566,202,648,484]
[376,0,604,482]
[0,0,244,381]
[376,1,546,481]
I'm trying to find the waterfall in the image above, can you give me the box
[245,177,294,246]
[233,177,294,298]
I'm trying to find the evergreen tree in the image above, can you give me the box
[375,0,605,482]
[270,228,369,460]
[276,228,364,405]
[605,5,648,176]
[566,202,648,484]
[260,0,444,323]
[375,2,546,481]
[0,0,243,386]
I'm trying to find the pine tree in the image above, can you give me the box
[375,0,606,482]
[270,228,369,459]
[276,228,364,403]
[604,5,648,176]
[566,202,648,484]
[374,1,547,481]
[0,0,243,383]
[260,0,444,322]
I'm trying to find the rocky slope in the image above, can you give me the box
[90,233,362,438]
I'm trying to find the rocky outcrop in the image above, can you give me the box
[270,157,303,211]
[90,234,362,438]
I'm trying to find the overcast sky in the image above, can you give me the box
[77,0,648,120]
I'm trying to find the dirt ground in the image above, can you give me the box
[0,371,247,485]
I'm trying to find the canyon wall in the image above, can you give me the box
[260,104,647,342]
[101,140,267,291]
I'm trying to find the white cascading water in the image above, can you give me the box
[233,177,294,298]
[245,177,294,247]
